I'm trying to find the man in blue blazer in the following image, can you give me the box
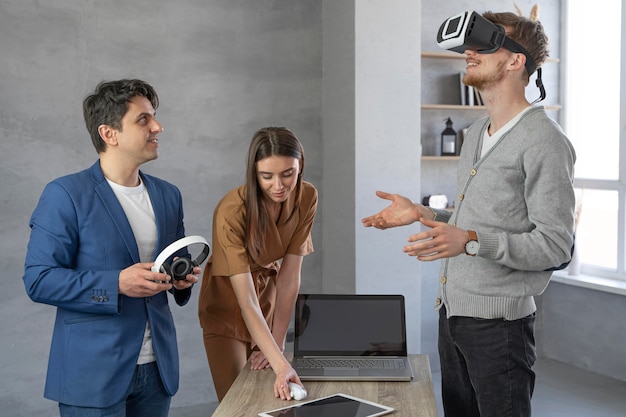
[23,79,200,417]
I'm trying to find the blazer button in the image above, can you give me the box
[435,297,442,306]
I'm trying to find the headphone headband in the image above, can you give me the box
[151,235,210,274]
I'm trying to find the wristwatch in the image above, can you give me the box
[465,230,479,256]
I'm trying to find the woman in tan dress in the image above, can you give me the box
[198,127,318,402]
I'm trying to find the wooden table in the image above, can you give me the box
[212,354,438,416]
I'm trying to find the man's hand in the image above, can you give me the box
[118,263,172,297]
[361,191,430,229]
[402,217,468,261]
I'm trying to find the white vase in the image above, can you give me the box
[568,245,580,275]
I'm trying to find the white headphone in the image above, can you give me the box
[151,235,210,280]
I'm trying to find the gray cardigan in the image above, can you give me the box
[433,106,576,320]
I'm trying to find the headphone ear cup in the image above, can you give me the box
[170,257,193,280]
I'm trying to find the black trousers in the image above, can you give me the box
[438,306,537,417]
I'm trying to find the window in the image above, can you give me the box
[563,0,624,279]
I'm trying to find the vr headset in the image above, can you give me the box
[436,11,545,102]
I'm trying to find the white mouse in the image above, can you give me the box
[288,382,308,400]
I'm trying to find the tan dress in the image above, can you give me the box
[198,181,318,342]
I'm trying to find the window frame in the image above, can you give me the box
[561,0,626,282]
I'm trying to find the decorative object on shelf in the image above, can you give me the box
[514,3,540,22]
[461,127,469,147]
[568,190,584,276]
[441,117,457,156]
[422,194,449,209]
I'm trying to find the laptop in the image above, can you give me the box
[291,294,414,381]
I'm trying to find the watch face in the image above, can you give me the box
[465,240,479,255]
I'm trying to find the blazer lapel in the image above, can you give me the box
[90,162,141,263]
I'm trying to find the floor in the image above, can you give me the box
[534,359,626,416]
[169,357,626,416]
[430,358,626,417]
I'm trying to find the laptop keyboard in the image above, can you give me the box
[295,358,406,369]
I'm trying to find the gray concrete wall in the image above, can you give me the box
[537,282,626,382]
[320,0,423,355]
[319,0,356,295]
[353,0,422,352]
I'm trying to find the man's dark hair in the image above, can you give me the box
[83,79,159,153]
[483,11,549,82]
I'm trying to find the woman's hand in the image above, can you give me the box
[249,350,271,370]
[273,365,303,401]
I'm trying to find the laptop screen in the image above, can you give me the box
[294,294,407,357]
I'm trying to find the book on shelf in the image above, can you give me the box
[474,87,484,105]
[459,72,466,105]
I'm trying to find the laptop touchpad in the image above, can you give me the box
[324,368,359,376]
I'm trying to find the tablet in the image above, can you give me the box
[258,393,394,417]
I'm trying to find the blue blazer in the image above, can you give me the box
[23,161,192,408]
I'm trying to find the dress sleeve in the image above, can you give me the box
[286,183,318,256]
[210,191,252,277]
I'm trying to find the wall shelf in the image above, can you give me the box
[421,51,560,63]
[422,104,562,111]
[421,156,460,161]
[422,104,486,110]
[422,51,466,59]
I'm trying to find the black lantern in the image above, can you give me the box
[441,117,457,156]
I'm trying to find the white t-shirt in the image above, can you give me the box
[481,106,534,158]
[107,177,157,365]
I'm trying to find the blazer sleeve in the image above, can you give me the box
[23,181,120,314]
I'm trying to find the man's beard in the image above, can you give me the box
[463,60,507,91]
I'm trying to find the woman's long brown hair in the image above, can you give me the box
[244,127,305,260]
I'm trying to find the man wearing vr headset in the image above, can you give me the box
[363,11,575,417]
[23,79,199,417]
